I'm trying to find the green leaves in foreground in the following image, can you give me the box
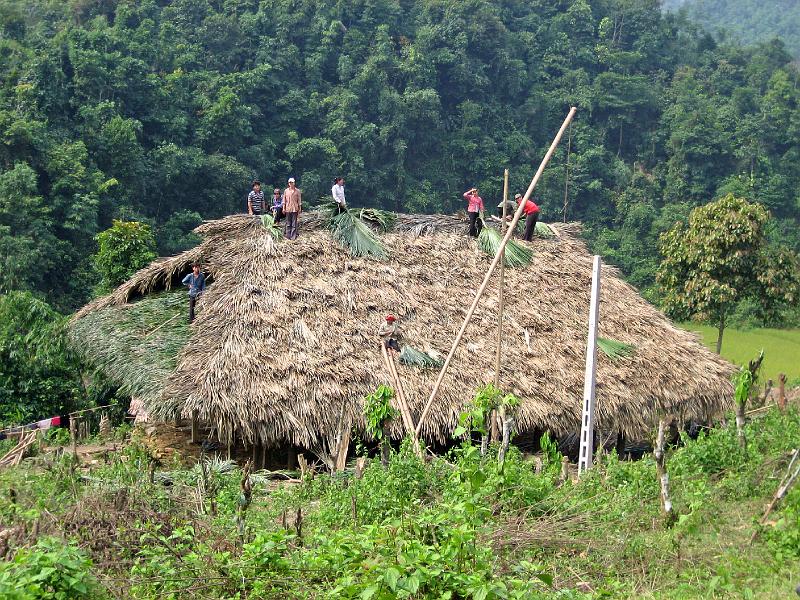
[597,336,636,360]
[477,226,533,267]
[329,209,388,259]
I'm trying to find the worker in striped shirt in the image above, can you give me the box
[247,180,265,215]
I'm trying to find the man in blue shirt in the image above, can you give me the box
[182,263,206,323]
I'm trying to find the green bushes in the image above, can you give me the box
[0,538,102,599]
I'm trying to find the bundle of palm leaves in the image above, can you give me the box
[357,207,395,231]
[399,345,444,368]
[329,209,388,259]
[597,337,636,360]
[260,214,283,239]
[535,222,555,238]
[477,225,533,267]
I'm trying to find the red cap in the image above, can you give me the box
[385,315,396,322]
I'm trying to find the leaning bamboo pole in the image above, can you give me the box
[415,107,577,437]
[381,343,422,456]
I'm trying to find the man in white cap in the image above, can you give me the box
[283,177,302,239]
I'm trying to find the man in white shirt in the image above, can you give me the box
[332,177,346,213]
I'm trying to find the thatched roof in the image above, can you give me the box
[71,213,735,450]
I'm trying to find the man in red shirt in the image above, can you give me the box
[516,193,540,241]
[463,187,484,237]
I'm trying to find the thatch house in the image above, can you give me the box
[71,212,734,461]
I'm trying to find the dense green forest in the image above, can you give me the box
[0,0,799,316]
[664,0,800,57]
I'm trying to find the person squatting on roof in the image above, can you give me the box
[332,177,347,213]
[247,180,265,215]
[378,314,401,353]
[182,263,206,323]
[463,187,484,237]
[271,187,284,223]
[517,193,540,241]
[283,177,302,240]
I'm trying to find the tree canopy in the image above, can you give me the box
[0,0,796,322]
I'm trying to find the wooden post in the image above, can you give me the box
[578,256,601,476]
[778,373,787,412]
[191,410,199,443]
[492,169,509,464]
[416,107,577,437]
[563,121,572,223]
[654,418,675,523]
[70,417,78,457]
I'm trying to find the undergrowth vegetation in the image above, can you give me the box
[1,408,800,598]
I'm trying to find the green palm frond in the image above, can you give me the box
[597,337,636,360]
[399,345,443,369]
[329,209,388,259]
[260,214,283,239]
[535,222,554,238]
[477,225,533,267]
[358,208,395,231]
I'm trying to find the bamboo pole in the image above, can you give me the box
[415,106,578,437]
[495,169,509,459]
[380,343,422,457]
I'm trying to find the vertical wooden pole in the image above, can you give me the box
[778,373,787,412]
[578,256,601,476]
[493,169,509,451]
[191,410,199,443]
[415,107,578,437]
[562,122,572,223]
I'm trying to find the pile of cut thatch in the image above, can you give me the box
[71,212,734,451]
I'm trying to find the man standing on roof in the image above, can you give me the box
[247,180,265,216]
[516,193,540,241]
[378,314,401,353]
[271,187,284,223]
[463,187,484,237]
[283,177,302,240]
[182,262,206,323]
[332,177,346,213]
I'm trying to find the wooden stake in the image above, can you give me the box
[578,256,601,476]
[778,373,787,412]
[563,121,572,223]
[416,107,578,437]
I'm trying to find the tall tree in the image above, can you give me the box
[657,194,798,352]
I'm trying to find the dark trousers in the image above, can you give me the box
[273,207,284,223]
[523,211,539,241]
[285,211,299,239]
[468,211,482,237]
[385,338,400,352]
[188,295,197,323]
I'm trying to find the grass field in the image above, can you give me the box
[681,323,800,382]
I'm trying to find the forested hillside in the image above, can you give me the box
[663,0,800,57]
[1,0,799,315]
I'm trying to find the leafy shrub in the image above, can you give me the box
[0,537,102,599]
[0,292,84,425]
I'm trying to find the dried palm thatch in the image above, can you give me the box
[71,212,734,450]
